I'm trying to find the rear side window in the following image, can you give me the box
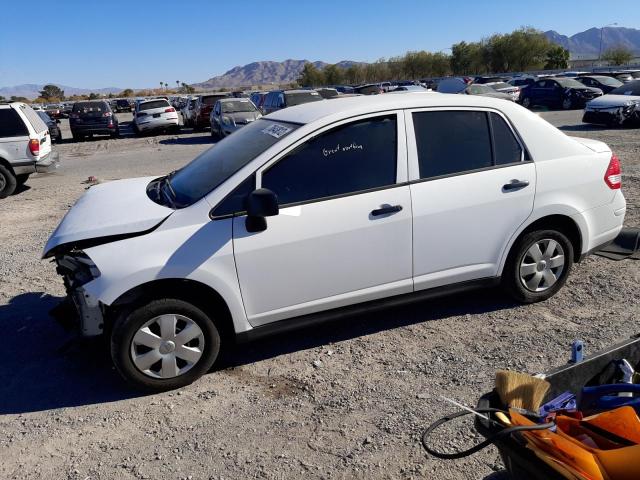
[490,113,523,165]
[139,100,170,111]
[413,111,492,179]
[262,115,397,205]
[20,105,48,133]
[0,108,28,137]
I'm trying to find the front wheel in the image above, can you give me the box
[502,229,574,303]
[521,97,531,109]
[111,298,221,391]
[0,164,17,198]
[562,97,573,110]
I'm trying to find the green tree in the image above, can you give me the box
[181,82,195,93]
[10,96,29,102]
[297,62,325,87]
[88,92,100,100]
[545,45,570,69]
[602,46,634,66]
[120,88,134,97]
[344,64,364,84]
[39,84,65,100]
[323,64,343,85]
[0,95,5,102]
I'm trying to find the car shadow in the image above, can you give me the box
[0,288,517,414]
[159,135,215,145]
[218,288,517,369]
[0,292,137,414]
[11,184,31,196]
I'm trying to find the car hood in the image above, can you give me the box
[586,93,640,108]
[43,176,174,258]
[227,112,260,123]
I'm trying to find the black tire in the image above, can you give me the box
[16,173,30,186]
[111,298,221,391]
[502,229,574,303]
[0,164,17,198]
[521,97,531,109]
[72,132,84,142]
[111,127,120,139]
[561,97,573,110]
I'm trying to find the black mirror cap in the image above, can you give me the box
[245,215,267,233]
[246,188,279,218]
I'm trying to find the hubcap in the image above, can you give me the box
[519,239,565,292]
[0,174,6,191]
[130,314,205,379]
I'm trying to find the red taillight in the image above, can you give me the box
[28,138,40,156]
[604,154,622,190]
[165,107,175,113]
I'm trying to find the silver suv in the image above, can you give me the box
[0,102,59,198]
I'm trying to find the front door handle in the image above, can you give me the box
[371,204,403,216]
[503,179,530,191]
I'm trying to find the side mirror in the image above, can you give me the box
[245,188,278,233]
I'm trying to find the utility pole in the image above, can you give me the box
[599,23,618,65]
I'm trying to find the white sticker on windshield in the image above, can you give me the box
[262,123,292,138]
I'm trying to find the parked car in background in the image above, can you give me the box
[70,101,119,141]
[115,99,132,112]
[249,92,268,110]
[391,85,428,92]
[583,80,640,127]
[509,77,536,90]
[353,84,384,95]
[261,89,323,114]
[44,93,625,390]
[36,110,63,143]
[210,98,261,139]
[316,87,339,99]
[181,96,198,127]
[133,98,179,134]
[474,76,509,84]
[45,104,64,119]
[333,85,355,94]
[193,93,231,130]
[576,75,623,94]
[487,82,520,102]
[438,78,514,101]
[62,103,74,117]
[520,78,602,110]
[0,102,58,197]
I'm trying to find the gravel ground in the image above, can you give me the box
[0,110,638,480]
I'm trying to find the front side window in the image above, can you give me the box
[262,115,397,206]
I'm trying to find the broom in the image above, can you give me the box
[495,370,551,413]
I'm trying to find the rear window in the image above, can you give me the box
[0,108,29,137]
[139,100,170,111]
[285,91,323,106]
[20,104,48,133]
[116,99,130,105]
[201,95,228,105]
[73,102,108,113]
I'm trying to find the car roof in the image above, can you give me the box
[218,97,250,102]
[268,92,520,125]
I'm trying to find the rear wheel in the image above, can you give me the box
[562,97,573,110]
[502,229,574,303]
[0,164,17,198]
[111,298,221,391]
[521,97,531,108]
[110,127,120,139]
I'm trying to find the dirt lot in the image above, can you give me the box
[0,110,639,480]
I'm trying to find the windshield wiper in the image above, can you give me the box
[159,170,178,209]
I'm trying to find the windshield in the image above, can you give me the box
[609,80,640,96]
[491,82,512,90]
[221,100,257,113]
[202,95,227,105]
[555,78,586,88]
[467,84,493,94]
[37,111,52,122]
[285,91,323,106]
[72,101,107,113]
[592,76,623,86]
[139,100,170,111]
[166,119,300,207]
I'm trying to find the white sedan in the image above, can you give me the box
[45,93,625,390]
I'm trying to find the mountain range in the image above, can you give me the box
[544,27,640,57]
[2,27,639,97]
[193,59,361,90]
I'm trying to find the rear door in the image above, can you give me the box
[406,108,535,290]
[232,112,413,326]
[19,104,51,158]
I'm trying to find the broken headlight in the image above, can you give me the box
[55,251,101,289]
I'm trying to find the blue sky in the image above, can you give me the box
[1,0,638,88]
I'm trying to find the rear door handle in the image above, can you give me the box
[371,204,403,216]
[503,180,530,191]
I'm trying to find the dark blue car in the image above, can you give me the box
[520,78,603,110]
[576,75,624,94]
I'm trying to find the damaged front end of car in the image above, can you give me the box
[51,251,105,336]
[583,100,640,127]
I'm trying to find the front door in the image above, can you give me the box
[406,109,535,290]
[232,113,413,326]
